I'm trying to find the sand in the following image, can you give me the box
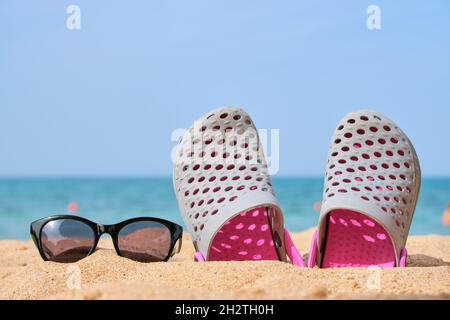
[0,228,449,300]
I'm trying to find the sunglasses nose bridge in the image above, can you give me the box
[97,224,114,235]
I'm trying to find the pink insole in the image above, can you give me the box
[322,210,396,268]
[208,207,279,261]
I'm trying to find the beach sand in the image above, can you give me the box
[0,228,449,300]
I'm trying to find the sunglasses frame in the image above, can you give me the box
[30,215,183,263]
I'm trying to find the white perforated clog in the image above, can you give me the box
[173,107,304,266]
[308,110,421,268]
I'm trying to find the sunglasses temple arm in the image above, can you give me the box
[177,236,183,253]
[171,235,183,257]
[30,229,38,248]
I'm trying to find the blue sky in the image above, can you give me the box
[0,1,449,177]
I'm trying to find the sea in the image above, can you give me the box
[0,177,448,240]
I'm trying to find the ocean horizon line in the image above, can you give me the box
[0,175,450,180]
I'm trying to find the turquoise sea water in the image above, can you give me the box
[0,177,448,240]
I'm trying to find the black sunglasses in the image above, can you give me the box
[30,215,183,263]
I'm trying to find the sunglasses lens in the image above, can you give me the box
[41,219,95,263]
[118,221,172,262]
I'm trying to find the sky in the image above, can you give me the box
[1,1,449,177]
